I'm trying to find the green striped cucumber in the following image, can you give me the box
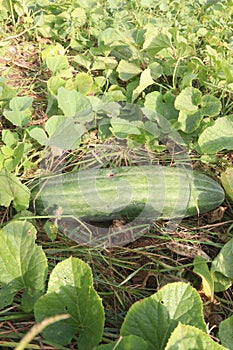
[33,165,225,222]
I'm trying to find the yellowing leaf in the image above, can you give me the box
[193,256,214,301]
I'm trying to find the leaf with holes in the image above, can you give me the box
[121,282,206,350]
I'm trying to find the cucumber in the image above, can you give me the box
[32,165,225,222]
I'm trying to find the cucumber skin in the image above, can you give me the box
[33,166,225,222]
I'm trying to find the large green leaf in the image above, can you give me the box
[165,323,227,350]
[0,168,30,211]
[121,282,206,350]
[95,335,149,350]
[34,257,104,348]
[0,221,47,311]
[219,315,233,350]
[198,115,233,154]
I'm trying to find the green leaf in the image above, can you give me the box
[144,91,162,110]
[57,88,78,117]
[0,80,16,102]
[73,54,92,70]
[98,118,112,140]
[0,168,30,211]
[43,221,58,241]
[71,7,86,25]
[221,167,233,202]
[1,145,13,157]
[211,271,232,293]
[132,68,154,102]
[201,95,222,117]
[149,62,163,80]
[2,129,19,147]
[219,315,233,350]
[29,127,48,146]
[3,96,33,126]
[178,110,203,133]
[75,72,93,94]
[46,55,69,74]
[57,87,93,122]
[165,323,227,350]
[144,121,160,139]
[110,118,142,139]
[144,91,178,121]
[47,76,66,96]
[198,115,233,154]
[11,143,25,170]
[0,221,47,311]
[10,95,33,111]
[45,116,86,150]
[143,33,171,53]
[175,87,202,114]
[116,60,142,81]
[121,282,206,350]
[96,102,121,118]
[92,56,118,70]
[34,257,104,348]
[193,257,214,301]
[95,335,149,349]
[211,237,233,279]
